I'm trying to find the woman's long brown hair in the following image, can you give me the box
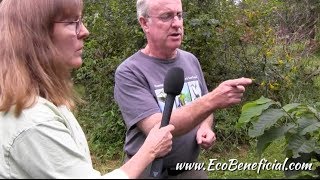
[0,0,83,116]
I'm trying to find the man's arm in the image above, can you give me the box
[138,77,252,136]
[138,95,213,136]
[197,114,216,150]
[199,114,214,129]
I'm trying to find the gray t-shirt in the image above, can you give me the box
[114,49,209,168]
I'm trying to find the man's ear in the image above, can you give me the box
[139,16,149,33]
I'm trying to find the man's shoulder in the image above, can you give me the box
[116,51,141,72]
[177,49,197,59]
[115,50,157,76]
[177,48,191,54]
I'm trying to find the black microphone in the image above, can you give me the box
[150,67,184,178]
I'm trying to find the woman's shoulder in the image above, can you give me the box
[1,97,67,135]
[21,97,65,124]
[0,97,69,156]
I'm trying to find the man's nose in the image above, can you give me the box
[171,16,183,27]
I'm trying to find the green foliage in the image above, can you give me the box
[237,96,320,178]
[73,0,143,159]
[237,96,276,128]
[73,0,320,166]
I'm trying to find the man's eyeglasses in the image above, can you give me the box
[147,12,183,22]
[54,19,82,35]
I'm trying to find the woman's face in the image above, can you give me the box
[52,16,89,69]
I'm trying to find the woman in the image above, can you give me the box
[0,0,174,178]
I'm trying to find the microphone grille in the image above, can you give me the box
[164,67,184,95]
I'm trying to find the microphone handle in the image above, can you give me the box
[160,95,175,127]
[150,159,163,178]
[150,94,176,178]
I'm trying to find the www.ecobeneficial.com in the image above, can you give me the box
[175,158,313,174]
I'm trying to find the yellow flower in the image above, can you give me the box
[291,66,297,72]
[278,59,284,65]
[269,82,280,91]
[286,54,292,62]
[266,51,273,57]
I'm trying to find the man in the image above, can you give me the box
[114,0,252,178]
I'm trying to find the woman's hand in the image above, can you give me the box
[143,123,175,158]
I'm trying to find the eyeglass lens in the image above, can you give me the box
[76,19,82,35]
[149,12,183,22]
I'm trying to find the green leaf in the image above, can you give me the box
[297,117,320,135]
[307,105,319,116]
[237,101,275,128]
[290,105,315,118]
[248,108,286,137]
[255,96,273,105]
[283,103,301,112]
[256,124,295,155]
[190,19,202,26]
[287,134,316,158]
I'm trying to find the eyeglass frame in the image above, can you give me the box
[146,11,184,22]
[54,18,83,35]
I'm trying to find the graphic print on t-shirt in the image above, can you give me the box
[155,80,202,112]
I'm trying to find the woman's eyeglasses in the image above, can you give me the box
[54,19,82,35]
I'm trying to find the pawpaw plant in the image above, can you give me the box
[237,96,320,178]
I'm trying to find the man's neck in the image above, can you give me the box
[142,46,177,60]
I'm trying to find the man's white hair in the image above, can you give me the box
[136,0,149,20]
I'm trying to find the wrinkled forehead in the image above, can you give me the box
[149,0,182,13]
[54,0,83,21]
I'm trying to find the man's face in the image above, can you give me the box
[145,0,184,52]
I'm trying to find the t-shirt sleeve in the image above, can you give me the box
[192,54,209,95]
[114,65,160,129]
